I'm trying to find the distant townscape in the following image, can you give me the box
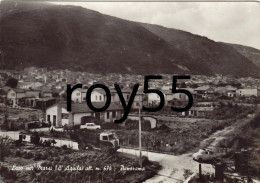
[1,1,260,183]
[1,66,260,182]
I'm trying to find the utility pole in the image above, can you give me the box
[139,96,142,168]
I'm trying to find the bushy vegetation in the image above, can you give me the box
[212,102,255,119]
[1,141,161,183]
[0,137,12,161]
[125,119,151,131]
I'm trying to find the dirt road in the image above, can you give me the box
[119,148,214,183]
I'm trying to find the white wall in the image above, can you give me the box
[71,89,82,103]
[46,105,69,126]
[73,113,92,125]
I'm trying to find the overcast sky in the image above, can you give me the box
[53,2,260,49]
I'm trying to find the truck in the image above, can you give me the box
[71,129,120,153]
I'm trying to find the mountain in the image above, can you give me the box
[0,1,259,77]
[140,23,260,77]
[224,43,260,68]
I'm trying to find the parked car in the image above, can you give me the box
[80,123,101,130]
[192,148,221,163]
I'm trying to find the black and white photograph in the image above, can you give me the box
[0,0,260,182]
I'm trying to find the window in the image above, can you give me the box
[112,111,116,118]
[83,97,86,101]
[107,112,110,119]
[95,96,98,100]
[103,136,108,141]
[47,115,50,122]
[76,92,80,96]
[136,102,139,106]
[100,96,102,101]
[108,134,115,140]
[11,93,15,97]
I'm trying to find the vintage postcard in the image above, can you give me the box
[0,0,260,182]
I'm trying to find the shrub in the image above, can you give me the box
[31,131,40,145]
[34,152,42,160]
[101,122,121,129]
[15,150,21,157]
[0,137,12,161]
[23,152,34,159]
[61,145,68,149]
[0,165,17,180]
[142,156,150,167]
[125,119,151,131]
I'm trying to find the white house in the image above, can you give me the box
[71,88,106,103]
[7,89,26,106]
[45,102,123,127]
[236,88,260,97]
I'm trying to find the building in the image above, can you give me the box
[71,88,106,103]
[236,88,260,97]
[111,87,143,109]
[225,85,237,97]
[194,85,215,99]
[182,106,214,118]
[7,89,25,106]
[148,88,194,106]
[45,102,123,127]
[18,81,43,89]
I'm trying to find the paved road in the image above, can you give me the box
[119,148,214,183]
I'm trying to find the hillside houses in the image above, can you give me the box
[194,86,215,99]
[18,81,43,89]
[6,88,56,107]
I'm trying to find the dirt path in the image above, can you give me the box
[200,117,253,149]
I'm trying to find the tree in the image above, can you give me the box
[0,137,12,161]
[31,131,40,145]
[5,77,18,88]
[179,82,186,88]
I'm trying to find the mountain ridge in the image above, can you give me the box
[0,1,259,78]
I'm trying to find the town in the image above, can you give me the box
[1,67,260,182]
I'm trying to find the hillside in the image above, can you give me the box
[0,1,259,77]
[224,43,260,68]
[140,23,260,77]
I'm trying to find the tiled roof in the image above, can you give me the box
[12,88,25,93]
[194,85,211,91]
